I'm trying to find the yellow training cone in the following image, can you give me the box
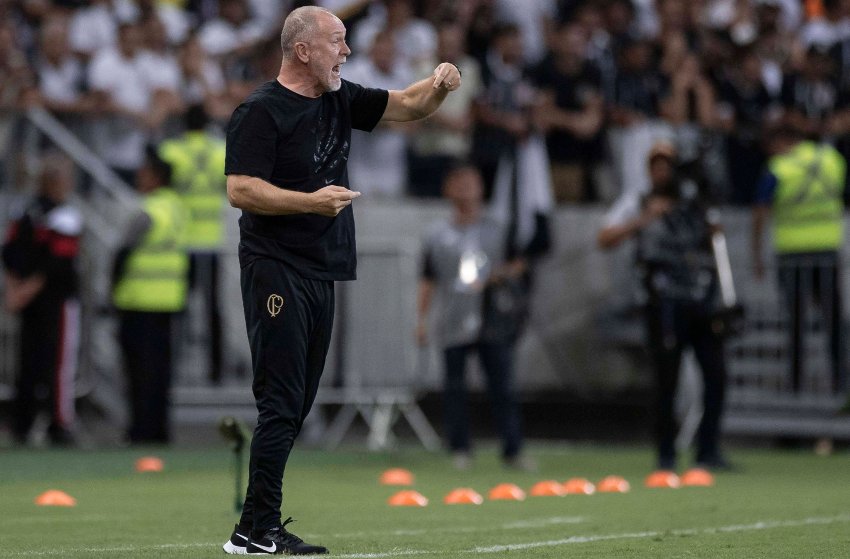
[563,477,596,495]
[530,480,567,497]
[597,475,630,493]
[488,483,526,501]
[644,470,681,489]
[379,468,414,486]
[443,488,484,505]
[35,490,77,507]
[681,468,715,487]
[135,456,164,473]
[387,490,428,507]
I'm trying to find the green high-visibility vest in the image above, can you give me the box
[113,188,189,312]
[159,131,226,250]
[769,141,846,254]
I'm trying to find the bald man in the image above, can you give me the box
[222,6,461,555]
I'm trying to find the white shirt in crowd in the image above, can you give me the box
[351,8,436,66]
[38,57,85,106]
[87,47,158,170]
[198,17,267,57]
[69,3,118,55]
[343,55,413,197]
[180,60,227,105]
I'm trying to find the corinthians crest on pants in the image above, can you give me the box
[267,294,284,317]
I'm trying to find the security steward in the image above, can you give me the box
[752,126,846,393]
[598,141,731,471]
[112,148,188,444]
[159,105,227,384]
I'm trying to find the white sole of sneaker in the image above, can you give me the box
[222,540,247,555]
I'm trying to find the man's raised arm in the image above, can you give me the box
[382,62,461,122]
[227,175,360,217]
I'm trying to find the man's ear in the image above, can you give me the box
[295,42,310,63]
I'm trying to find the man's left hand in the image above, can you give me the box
[432,63,461,91]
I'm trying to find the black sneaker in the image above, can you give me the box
[222,523,250,555]
[246,518,328,555]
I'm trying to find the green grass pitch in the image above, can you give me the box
[1,443,848,558]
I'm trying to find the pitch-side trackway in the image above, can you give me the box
[6,514,849,557]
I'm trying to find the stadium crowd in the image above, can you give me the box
[2,0,850,205]
[2,0,850,454]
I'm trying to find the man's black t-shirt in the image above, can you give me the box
[530,60,601,163]
[225,78,389,281]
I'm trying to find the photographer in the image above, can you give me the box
[598,142,731,472]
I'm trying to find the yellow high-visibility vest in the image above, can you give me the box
[113,188,189,312]
[769,141,846,254]
[159,131,226,251]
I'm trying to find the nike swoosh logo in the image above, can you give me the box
[252,541,277,553]
[236,533,248,542]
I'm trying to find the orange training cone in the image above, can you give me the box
[135,456,164,473]
[597,475,630,493]
[488,483,526,501]
[530,480,567,497]
[563,477,596,495]
[644,470,681,489]
[681,468,715,487]
[35,490,77,507]
[444,488,484,505]
[379,468,414,486]
[387,490,428,507]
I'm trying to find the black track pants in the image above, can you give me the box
[238,258,334,532]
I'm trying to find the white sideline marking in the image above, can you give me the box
[6,514,849,557]
[306,515,585,539]
[470,514,850,553]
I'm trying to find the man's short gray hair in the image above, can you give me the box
[280,6,335,59]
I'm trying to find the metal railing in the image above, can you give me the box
[721,254,849,438]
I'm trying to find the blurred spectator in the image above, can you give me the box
[800,0,850,48]
[35,17,92,119]
[755,0,805,96]
[0,18,36,185]
[68,0,121,58]
[176,32,232,121]
[654,0,695,43]
[408,21,482,198]
[598,142,731,471]
[607,36,668,200]
[464,0,498,65]
[246,0,288,36]
[352,0,437,67]
[472,23,536,197]
[531,21,604,203]
[198,0,266,58]
[127,0,191,46]
[416,164,533,471]
[574,1,618,102]
[658,45,720,198]
[158,105,227,384]
[492,0,557,65]
[752,127,846,394]
[345,28,413,197]
[140,16,183,133]
[779,44,840,140]
[87,22,158,183]
[2,152,82,446]
[716,47,778,204]
[112,148,188,444]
